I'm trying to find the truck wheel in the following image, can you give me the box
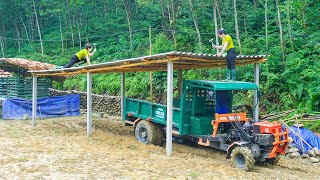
[231,146,255,171]
[155,124,164,146]
[265,157,280,165]
[135,120,163,146]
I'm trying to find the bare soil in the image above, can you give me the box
[0,115,319,179]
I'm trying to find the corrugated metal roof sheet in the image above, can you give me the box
[0,58,64,81]
[29,51,267,77]
[0,58,56,71]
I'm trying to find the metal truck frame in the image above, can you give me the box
[124,80,289,171]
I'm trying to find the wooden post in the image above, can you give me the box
[87,72,92,136]
[121,73,125,121]
[32,75,37,127]
[254,63,259,122]
[166,61,173,157]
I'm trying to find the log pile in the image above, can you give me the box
[261,110,320,163]
[49,89,121,116]
[285,138,320,163]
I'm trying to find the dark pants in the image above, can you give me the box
[226,48,236,70]
[64,55,86,68]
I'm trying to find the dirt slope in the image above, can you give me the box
[0,115,319,179]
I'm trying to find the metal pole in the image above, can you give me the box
[254,63,260,122]
[121,73,125,121]
[87,72,92,136]
[166,61,173,157]
[32,75,37,127]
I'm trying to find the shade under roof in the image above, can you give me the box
[29,51,267,77]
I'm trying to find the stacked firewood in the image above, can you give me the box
[49,89,121,116]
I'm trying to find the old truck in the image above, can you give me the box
[124,80,288,171]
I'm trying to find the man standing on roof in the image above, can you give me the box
[63,44,97,68]
[211,29,236,81]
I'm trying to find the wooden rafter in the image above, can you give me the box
[29,52,267,77]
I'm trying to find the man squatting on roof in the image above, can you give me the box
[64,44,97,68]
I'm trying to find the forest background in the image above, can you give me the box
[0,0,319,115]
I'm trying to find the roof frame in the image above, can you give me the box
[29,51,267,76]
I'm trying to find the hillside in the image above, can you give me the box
[0,0,319,112]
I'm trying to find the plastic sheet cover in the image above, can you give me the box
[2,94,80,120]
[289,126,320,153]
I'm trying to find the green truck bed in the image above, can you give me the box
[124,80,258,136]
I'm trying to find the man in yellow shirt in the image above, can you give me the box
[63,44,97,68]
[211,29,237,81]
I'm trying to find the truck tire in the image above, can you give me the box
[135,120,163,146]
[231,146,255,171]
[265,157,280,165]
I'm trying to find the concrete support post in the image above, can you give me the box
[121,73,125,121]
[166,61,173,157]
[254,63,260,122]
[32,75,37,127]
[87,72,92,136]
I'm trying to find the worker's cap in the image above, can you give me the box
[86,44,92,49]
[217,28,226,35]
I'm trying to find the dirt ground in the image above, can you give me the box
[0,115,319,179]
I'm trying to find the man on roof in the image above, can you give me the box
[210,29,237,81]
[63,44,97,68]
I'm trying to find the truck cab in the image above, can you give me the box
[178,80,258,136]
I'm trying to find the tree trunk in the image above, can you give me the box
[115,0,119,16]
[15,24,21,54]
[276,0,285,62]
[188,0,202,52]
[29,16,34,42]
[233,0,242,55]
[213,1,219,53]
[124,0,133,50]
[59,16,64,54]
[103,3,107,22]
[216,0,222,28]
[65,0,75,47]
[160,0,167,32]
[0,37,4,58]
[169,0,177,50]
[265,0,268,51]
[253,0,257,10]
[242,0,247,34]
[76,15,82,50]
[64,15,69,48]
[33,1,44,57]
[18,14,33,49]
[302,1,307,31]
[286,0,294,51]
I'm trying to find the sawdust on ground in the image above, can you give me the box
[0,115,319,179]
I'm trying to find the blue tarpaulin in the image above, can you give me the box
[2,94,80,120]
[289,126,320,153]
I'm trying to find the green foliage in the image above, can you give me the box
[1,0,319,114]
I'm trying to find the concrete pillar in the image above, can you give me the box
[166,61,173,157]
[121,73,125,121]
[254,63,260,122]
[32,75,37,127]
[87,72,92,136]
